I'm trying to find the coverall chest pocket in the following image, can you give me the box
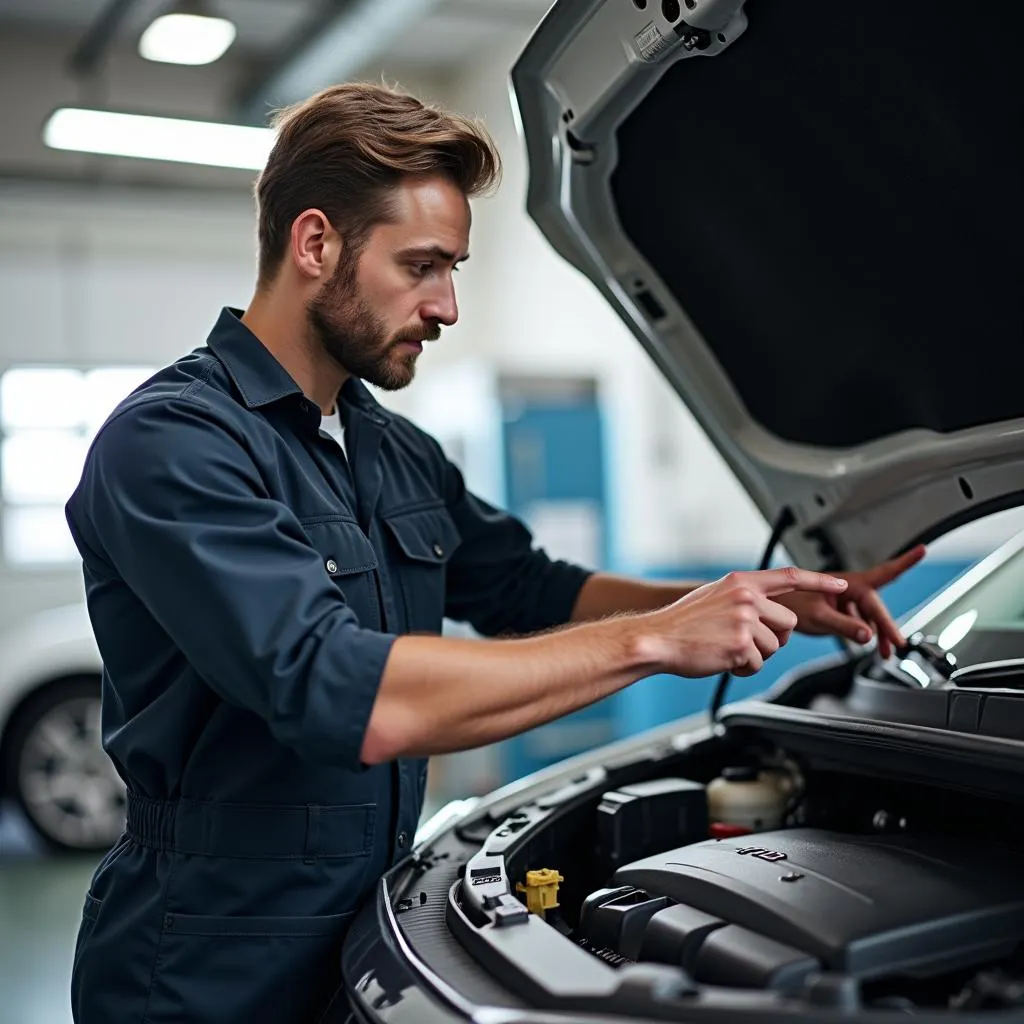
[383,505,461,634]
[300,517,380,630]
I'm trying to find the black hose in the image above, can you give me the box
[708,506,796,721]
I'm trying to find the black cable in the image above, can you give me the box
[708,506,796,721]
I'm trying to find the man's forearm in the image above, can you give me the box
[570,572,705,622]
[360,616,661,764]
[360,564,852,764]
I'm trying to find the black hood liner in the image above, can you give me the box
[611,1,1024,449]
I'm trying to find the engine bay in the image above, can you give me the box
[582,800,1024,1008]
[428,696,1024,1020]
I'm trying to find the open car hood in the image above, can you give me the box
[510,0,1024,571]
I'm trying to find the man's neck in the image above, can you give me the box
[241,289,348,414]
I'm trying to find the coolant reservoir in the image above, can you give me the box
[706,765,793,832]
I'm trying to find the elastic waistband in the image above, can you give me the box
[125,795,376,861]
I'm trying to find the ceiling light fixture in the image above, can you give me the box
[138,5,237,66]
[43,108,273,171]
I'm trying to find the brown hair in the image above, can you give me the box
[254,82,501,286]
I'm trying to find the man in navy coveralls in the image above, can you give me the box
[66,83,923,1023]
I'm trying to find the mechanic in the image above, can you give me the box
[65,82,924,1024]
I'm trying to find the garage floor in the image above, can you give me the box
[0,802,95,1024]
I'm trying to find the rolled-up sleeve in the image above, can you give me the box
[441,459,594,637]
[65,396,396,770]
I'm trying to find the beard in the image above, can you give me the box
[306,260,439,392]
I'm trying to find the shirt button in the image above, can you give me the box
[326,559,338,574]
[432,543,444,558]
[397,831,409,849]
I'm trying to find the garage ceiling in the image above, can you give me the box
[0,0,315,56]
[0,0,553,79]
[0,0,550,187]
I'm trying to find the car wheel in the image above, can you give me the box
[5,676,126,853]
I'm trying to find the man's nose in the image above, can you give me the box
[421,279,459,327]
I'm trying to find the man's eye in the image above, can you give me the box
[412,263,432,277]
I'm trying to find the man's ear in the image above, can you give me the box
[289,209,340,281]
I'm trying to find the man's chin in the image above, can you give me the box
[366,356,417,392]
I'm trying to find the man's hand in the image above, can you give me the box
[641,568,850,679]
[777,545,926,659]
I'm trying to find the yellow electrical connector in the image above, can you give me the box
[516,868,563,918]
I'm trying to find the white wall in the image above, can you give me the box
[0,185,257,365]
[0,183,259,621]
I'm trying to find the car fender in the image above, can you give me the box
[0,602,102,736]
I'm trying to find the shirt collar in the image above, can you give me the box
[339,376,392,427]
[204,307,391,426]
[206,307,304,410]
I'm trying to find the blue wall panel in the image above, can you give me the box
[500,393,614,779]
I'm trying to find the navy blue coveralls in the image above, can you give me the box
[65,308,592,1024]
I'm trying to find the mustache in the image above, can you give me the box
[393,322,441,346]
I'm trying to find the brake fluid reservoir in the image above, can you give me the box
[706,765,792,831]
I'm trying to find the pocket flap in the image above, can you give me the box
[300,518,378,576]
[384,506,461,564]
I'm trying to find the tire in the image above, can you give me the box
[5,676,126,853]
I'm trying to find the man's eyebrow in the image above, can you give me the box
[397,245,470,264]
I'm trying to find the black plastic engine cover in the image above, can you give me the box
[614,829,1024,980]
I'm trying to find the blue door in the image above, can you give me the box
[497,378,616,780]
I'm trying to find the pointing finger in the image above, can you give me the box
[754,567,849,599]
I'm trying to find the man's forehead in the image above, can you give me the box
[382,177,471,248]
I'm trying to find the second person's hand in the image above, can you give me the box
[778,545,926,659]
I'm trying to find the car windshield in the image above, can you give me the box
[916,541,1024,671]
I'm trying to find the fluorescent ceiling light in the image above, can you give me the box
[43,108,274,171]
[139,12,236,65]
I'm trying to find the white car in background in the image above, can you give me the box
[0,603,124,852]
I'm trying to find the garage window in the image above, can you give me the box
[0,366,156,566]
